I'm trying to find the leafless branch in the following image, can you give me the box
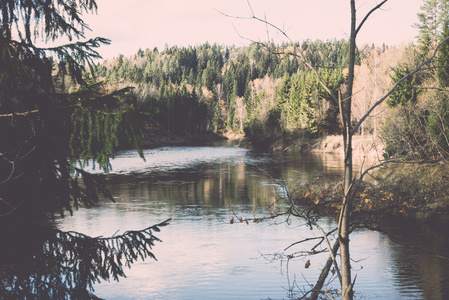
[0,109,40,117]
[0,161,15,185]
[351,36,449,136]
[0,197,27,217]
[284,235,325,252]
[355,1,389,36]
[316,223,342,285]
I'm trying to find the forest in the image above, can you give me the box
[89,24,449,160]
[2,0,449,299]
[91,41,355,146]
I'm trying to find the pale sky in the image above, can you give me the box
[80,0,424,59]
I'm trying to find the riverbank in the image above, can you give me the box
[292,156,449,225]
[267,133,384,161]
[250,133,449,225]
[142,131,227,148]
[302,134,383,159]
[140,131,448,223]
[142,131,384,161]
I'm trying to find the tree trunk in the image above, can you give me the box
[310,239,340,300]
[339,1,356,299]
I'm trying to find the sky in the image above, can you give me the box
[80,0,424,59]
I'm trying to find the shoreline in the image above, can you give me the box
[141,131,384,160]
[142,131,228,149]
[270,134,385,161]
[138,131,447,224]
[306,134,385,161]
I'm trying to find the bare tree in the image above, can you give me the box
[352,45,403,139]
[221,1,449,299]
[220,1,388,298]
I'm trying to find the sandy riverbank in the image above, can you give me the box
[271,134,385,161]
[142,131,384,161]
[306,135,385,159]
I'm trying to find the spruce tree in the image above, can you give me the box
[438,0,449,86]
[0,1,146,217]
[0,1,169,298]
[415,0,440,55]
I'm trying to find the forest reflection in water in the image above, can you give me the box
[2,144,449,299]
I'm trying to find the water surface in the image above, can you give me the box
[57,143,449,299]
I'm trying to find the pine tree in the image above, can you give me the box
[288,74,302,130]
[415,0,440,55]
[0,1,146,217]
[438,0,449,86]
[0,1,169,298]
[276,73,291,128]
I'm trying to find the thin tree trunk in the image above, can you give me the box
[339,1,356,299]
[310,239,340,300]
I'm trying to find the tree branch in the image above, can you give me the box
[355,1,389,36]
[315,223,342,285]
[351,36,449,136]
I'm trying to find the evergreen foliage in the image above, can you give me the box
[0,1,169,298]
[438,0,449,86]
[0,0,149,217]
[387,64,421,107]
[415,0,440,55]
[385,0,449,159]
[94,40,354,140]
[0,219,170,299]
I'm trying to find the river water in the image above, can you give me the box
[55,142,449,299]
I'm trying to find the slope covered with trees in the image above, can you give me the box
[93,40,356,147]
[383,0,449,161]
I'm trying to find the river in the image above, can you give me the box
[54,142,449,299]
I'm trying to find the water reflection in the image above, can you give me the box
[0,218,168,299]
[381,217,449,299]
[53,145,449,299]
